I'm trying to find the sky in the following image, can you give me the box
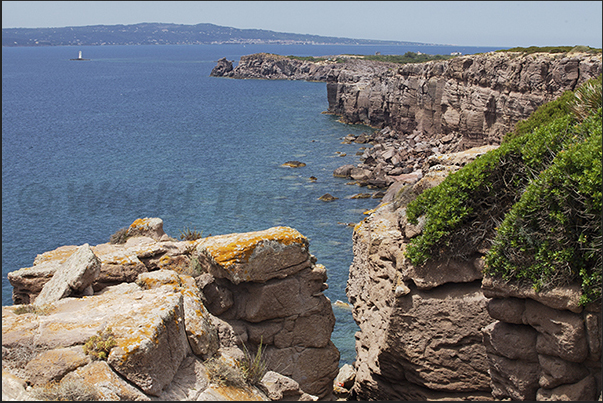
[2,1,602,48]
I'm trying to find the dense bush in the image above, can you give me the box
[485,114,601,304]
[405,76,602,304]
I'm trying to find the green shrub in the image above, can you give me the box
[405,77,602,305]
[83,327,117,360]
[485,113,602,304]
[405,113,578,265]
[238,338,268,386]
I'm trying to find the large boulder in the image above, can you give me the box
[126,217,167,241]
[33,244,101,306]
[195,226,311,284]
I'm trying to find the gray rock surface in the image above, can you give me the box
[33,244,101,306]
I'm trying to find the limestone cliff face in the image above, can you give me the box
[212,51,601,149]
[481,279,602,400]
[346,149,497,400]
[327,52,602,147]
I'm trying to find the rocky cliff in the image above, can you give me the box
[3,218,338,400]
[210,52,395,82]
[346,140,602,400]
[212,51,601,149]
[326,51,602,148]
[346,147,498,400]
[209,52,602,400]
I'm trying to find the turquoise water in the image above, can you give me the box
[2,43,499,366]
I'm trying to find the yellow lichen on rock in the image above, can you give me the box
[33,245,79,266]
[199,226,307,269]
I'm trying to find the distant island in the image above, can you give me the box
[2,22,438,47]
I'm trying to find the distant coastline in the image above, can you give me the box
[2,22,453,47]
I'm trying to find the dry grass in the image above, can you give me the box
[205,356,246,388]
[30,379,100,401]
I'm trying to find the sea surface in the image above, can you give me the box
[2,43,500,366]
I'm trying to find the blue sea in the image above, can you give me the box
[2,43,500,366]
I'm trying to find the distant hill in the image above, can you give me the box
[2,22,433,47]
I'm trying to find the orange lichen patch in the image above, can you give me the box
[2,310,40,346]
[136,270,182,290]
[97,251,140,265]
[129,218,150,230]
[43,320,103,333]
[156,254,190,273]
[107,291,181,362]
[130,243,165,259]
[199,227,307,269]
[68,361,146,400]
[32,245,79,265]
[209,384,266,401]
[354,219,367,233]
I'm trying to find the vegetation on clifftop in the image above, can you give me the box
[406,75,602,305]
[495,45,601,55]
[287,51,455,65]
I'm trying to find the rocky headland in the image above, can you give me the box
[3,218,339,400]
[3,49,602,401]
[211,49,602,401]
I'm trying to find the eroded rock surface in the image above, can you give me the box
[326,51,602,148]
[346,146,501,401]
[3,220,337,401]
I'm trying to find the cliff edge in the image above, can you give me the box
[3,218,338,400]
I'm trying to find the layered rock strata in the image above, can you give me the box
[481,279,602,401]
[212,51,601,152]
[212,51,601,192]
[326,51,602,148]
[3,218,336,400]
[346,147,499,400]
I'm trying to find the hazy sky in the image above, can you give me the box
[2,1,602,47]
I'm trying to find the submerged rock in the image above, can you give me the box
[281,160,306,168]
[318,193,338,202]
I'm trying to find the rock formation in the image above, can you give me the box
[209,50,602,400]
[482,279,602,401]
[326,51,602,148]
[3,218,337,400]
[212,51,601,191]
[212,51,601,150]
[210,52,394,82]
[346,147,498,400]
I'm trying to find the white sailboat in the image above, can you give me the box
[70,51,89,61]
